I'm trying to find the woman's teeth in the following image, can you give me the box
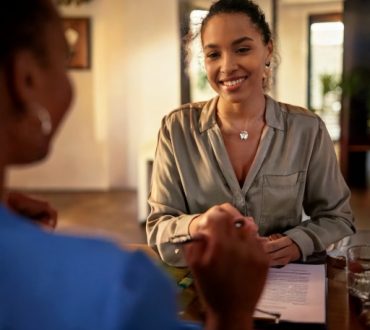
[223,78,245,86]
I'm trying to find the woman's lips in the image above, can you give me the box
[220,77,246,91]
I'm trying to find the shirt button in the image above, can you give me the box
[237,196,245,205]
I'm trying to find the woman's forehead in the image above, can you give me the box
[202,13,262,43]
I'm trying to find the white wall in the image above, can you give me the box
[7,0,343,191]
[276,1,343,107]
[7,0,181,190]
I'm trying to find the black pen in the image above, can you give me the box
[168,218,245,245]
[255,308,281,324]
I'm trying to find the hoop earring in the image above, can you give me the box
[32,103,52,136]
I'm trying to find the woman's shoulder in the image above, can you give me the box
[266,96,324,133]
[161,98,216,129]
[277,100,317,119]
[166,100,209,119]
[274,99,323,127]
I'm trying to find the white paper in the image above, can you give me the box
[254,263,326,324]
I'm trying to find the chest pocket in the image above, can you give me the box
[261,172,304,221]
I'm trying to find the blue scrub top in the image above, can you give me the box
[0,205,201,330]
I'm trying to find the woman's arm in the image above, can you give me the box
[146,117,200,266]
[284,118,355,261]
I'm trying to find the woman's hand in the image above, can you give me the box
[264,234,301,267]
[6,192,57,229]
[188,205,254,237]
[184,203,269,330]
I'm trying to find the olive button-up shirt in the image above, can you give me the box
[147,96,355,266]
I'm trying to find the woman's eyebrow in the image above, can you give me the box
[204,36,254,50]
[232,36,254,45]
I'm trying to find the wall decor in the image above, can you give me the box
[56,0,93,6]
[63,17,91,69]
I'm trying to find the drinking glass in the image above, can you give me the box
[347,245,370,328]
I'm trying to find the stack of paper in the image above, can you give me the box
[254,263,326,326]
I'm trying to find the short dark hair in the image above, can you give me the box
[0,0,59,67]
[200,0,272,45]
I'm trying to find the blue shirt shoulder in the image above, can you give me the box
[0,205,201,330]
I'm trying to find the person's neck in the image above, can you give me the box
[217,95,266,130]
[0,142,6,202]
[0,166,5,203]
[217,94,266,122]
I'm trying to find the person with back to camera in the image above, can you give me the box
[147,0,355,267]
[0,0,269,329]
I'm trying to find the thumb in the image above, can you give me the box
[183,234,207,269]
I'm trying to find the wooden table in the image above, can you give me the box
[170,261,368,329]
[129,244,367,329]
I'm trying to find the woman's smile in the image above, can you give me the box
[219,76,247,92]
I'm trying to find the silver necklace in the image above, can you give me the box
[217,110,264,141]
[239,130,249,140]
[217,115,250,141]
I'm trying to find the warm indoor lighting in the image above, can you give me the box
[311,22,344,46]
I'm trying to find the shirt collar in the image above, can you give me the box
[198,95,285,133]
[265,95,285,131]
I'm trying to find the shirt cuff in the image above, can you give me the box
[284,228,315,262]
[174,214,200,237]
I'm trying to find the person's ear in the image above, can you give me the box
[10,50,43,109]
[265,40,273,66]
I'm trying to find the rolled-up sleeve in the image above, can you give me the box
[284,118,355,260]
[146,116,199,266]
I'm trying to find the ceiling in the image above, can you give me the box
[280,0,341,4]
[186,0,342,6]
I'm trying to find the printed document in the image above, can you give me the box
[254,263,326,324]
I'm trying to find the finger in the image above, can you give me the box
[218,204,253,228]
[48,209,58,228]
[183,233,208,268]
[44,215,57,229]
[243,217,258,233]
[219,203,243,218]
[268,245,291,260]
[270,239,301,263]
[269,256,290,267]
[264,237,292,253]
[31,207,57,228]
[268,233,284,241]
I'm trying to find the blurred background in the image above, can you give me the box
[6,0,370,244]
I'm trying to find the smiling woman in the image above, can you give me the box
[146,0,355,268]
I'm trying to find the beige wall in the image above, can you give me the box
[7,0,342,191]
[7,0,181,190]
[276,1,343,107]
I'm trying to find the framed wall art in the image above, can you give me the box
[63,17,91,69]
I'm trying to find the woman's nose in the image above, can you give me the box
[220,53,238,74]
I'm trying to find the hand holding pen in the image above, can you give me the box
[179,203,269,330]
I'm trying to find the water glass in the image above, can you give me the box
[347,245,370,328]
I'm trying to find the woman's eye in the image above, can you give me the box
[206,52,220,60]
[237,47,250,54]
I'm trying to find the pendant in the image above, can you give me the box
[240,130,249,140]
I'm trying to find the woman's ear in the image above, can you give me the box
[266,40,273,65]
[9,50,43,110]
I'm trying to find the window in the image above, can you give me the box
[308,14,343,142]
[188,9,216,102]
